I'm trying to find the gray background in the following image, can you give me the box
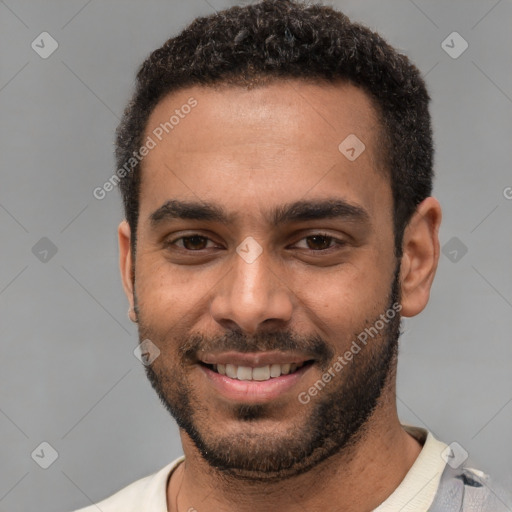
[0,0,511,511]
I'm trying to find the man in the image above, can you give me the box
[75,1,511,510]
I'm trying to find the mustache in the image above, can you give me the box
[180,330,334,366]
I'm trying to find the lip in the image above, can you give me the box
[199,350,312,367]
[200,362,313,403]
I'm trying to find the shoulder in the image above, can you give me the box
[429,465,512,512]
[73,457,184,512]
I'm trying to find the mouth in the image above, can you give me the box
[201,360,314,381]
[198,353,316,403]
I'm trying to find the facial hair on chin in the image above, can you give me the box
[138,268,402,481]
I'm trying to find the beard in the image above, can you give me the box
[136,266,402,481]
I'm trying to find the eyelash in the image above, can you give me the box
[166,233,346,252]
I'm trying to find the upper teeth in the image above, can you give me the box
[213,362,304,381]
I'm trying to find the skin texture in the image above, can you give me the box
[118,80,442,512]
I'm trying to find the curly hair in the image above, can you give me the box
[116,0,433,257]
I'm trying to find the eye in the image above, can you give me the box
[169,235,218,251]
[294,234,344,251]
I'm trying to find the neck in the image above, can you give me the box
[167,387,422,512]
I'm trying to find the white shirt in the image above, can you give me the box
[74,425,448,512]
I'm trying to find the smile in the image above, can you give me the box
[198,353,315,403]
[204,361,311,381]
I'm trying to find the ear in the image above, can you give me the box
[399,197,442,317]
[118,220,137,322]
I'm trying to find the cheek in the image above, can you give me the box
[135,258,193,322]
[135,254,226,336]
[295,260,394,337]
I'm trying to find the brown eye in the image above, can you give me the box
[305,235,334,250]
[180,235,209,250]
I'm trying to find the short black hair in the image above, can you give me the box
[116,0,433,257]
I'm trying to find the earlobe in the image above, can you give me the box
[399,197,442,318]
[118,220,136,321]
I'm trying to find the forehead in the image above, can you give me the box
[145,79,381,155]
[138,80,390,227]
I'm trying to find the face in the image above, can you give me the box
[123,80,403,480]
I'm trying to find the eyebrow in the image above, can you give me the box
[271,198,369,225]
[149,198,370,227]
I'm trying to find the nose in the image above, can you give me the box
[209,247,294,334]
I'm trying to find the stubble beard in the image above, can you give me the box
[138,270,401,482]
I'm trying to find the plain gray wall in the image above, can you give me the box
[0,1,511,510]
